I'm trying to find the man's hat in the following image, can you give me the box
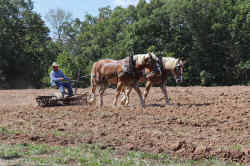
[52,62,59,67]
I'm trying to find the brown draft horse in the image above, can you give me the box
[120,56,185,106]
[88,53,161,108]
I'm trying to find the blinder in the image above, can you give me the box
[175,64,181,73]
[175,61,183,83]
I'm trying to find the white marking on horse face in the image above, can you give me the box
[171,59,184,83]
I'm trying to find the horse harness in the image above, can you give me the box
[142,56,163,80]
[127,55,137,77]
[117,55,138,78]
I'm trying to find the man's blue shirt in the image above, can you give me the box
[50,69,69,86]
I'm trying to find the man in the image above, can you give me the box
[50,62,73,98]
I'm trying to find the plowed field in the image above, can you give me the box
[1,86,250,164]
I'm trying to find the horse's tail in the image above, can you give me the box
[90,63,96,89]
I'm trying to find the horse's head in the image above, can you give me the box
[135,52,161,74]
[173,59,184,83]
[163,57,185,83]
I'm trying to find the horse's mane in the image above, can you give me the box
[162,57,179,70]
[134,53,158,65]
[134,54,145,65]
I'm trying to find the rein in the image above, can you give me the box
[128,55,136,76]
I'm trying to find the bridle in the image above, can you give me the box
[175,60,183,83]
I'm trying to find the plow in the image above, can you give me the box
[36,73,89,107]
[35,93,88,107]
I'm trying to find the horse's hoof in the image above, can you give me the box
[120,101,125,105]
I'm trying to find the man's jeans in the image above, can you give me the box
[56,82,73,97]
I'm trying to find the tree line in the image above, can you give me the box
[1,0,250,89]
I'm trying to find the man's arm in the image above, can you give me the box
[50,71,62,82]
[59,70,70,81]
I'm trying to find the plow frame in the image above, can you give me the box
[35,93,88,107]
[36,70,90,107]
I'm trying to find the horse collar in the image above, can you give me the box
[159,56,164,72]
[129,55,136,72]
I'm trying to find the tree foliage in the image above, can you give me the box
[1,0,250,89]
[0,0,56,88]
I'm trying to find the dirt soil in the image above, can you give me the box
[1,86,250,164]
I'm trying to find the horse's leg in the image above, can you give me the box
[99,83,108,108]
[124,87,132,106]
[143,81,152,103]
[113,81,123,107]
[91,83,96,98]
[88,77,97,104]
[133,84,145,108]
[120,86,127,105]
[160,81,170,104]
[121,87,132,106]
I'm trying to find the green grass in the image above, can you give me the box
[0,127,18,137]
[0,143,245,166]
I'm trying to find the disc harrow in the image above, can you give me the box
[36,93,88,107]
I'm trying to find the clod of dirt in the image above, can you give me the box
[29,136,41,141]
[171,141,186,151]
[194,145,211,155]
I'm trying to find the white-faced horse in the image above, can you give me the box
[88,53,161,109]
[121,56,184,106]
